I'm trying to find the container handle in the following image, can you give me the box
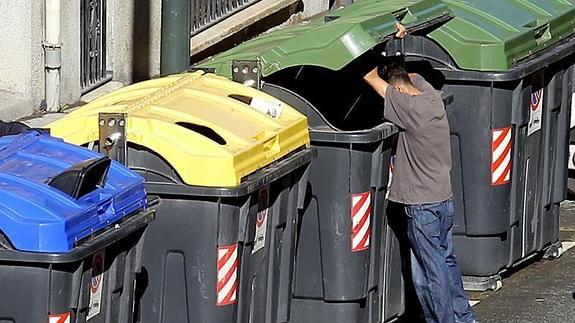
[523,19,552,45]
[533,22,551,44]
[263,135,280,157]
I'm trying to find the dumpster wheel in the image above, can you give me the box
[494,280,503,291]
[543,241,564,259]
[462,275,502,292]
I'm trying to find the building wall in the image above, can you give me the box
[60,0,81,106]
[108,0,162,84]
[0,0,326,120]
[0,0,43,115]
[0,0,163,119]
[301,0,330,18]
[0,0,33,94]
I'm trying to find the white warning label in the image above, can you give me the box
[528,88,543,136]
[252,186,270,254]
[87,250,106,320]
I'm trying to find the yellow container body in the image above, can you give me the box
[48,72,310,187]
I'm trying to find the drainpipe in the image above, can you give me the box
[161,0,190,76]
[44,0,61,112]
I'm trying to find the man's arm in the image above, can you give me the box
[363,67,414,130]
[363,67,390,98]
[363,22,407,96]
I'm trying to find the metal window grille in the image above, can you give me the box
[191,0,262,36]
[81,0,112,93]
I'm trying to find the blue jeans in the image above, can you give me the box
[405,199,476,323]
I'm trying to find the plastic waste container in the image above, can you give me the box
[196,0,456,321]
[0,131,152,323]
[199,0,575,291]
[47,71,315,323]
[265,84,401,323]
[381,0,575,290]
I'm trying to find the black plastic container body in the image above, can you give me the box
[262,84,404,323]
[384,35,575,287]
[0,209,153,322]
[133,145,315,323]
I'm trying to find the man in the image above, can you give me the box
[362,24,477,323]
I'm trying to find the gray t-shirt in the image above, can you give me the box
[384,75,452,205]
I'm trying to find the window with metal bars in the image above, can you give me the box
[191,0,262,36]
[81,0,112,93]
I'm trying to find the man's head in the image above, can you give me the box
[380,64,417,94]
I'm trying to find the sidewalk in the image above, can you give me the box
[20,81,125,128]
[398,201,575,323]
[469,201,575,323]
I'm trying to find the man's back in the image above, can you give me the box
[384,75,452,205]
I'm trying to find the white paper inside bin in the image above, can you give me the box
[250,97,284,118]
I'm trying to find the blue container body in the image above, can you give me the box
[0,131,146,252]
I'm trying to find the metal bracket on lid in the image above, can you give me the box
[98,113,127,165]
[232,60,261,90]
[382,40,406,66]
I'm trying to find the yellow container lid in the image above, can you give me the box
[48,71,310,187]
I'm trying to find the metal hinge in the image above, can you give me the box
[232,60,261,90]
[98,113,127,165]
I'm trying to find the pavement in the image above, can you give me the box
[19,81,125,128]
[400,201,575,323]
[469,201,575,323]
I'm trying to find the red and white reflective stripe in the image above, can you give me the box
[49,312,70,323]
[491,127,512,186]
[216,244,239,306]
[351,191,372,252]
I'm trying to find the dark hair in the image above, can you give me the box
[379,64,413,86]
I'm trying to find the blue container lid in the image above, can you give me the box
[0,131,146,252]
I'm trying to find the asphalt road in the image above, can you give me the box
[398,201,575,323]
[469,201,575,323]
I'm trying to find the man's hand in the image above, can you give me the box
[395,22,407,39]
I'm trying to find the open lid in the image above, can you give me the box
[427,0,575,71]
[0,132,146,253]
[197,0,452,78]
[261,82,399,143]
[48,72,310,187]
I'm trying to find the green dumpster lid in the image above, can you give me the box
[197,0,452,77]
[428,0,575,71]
